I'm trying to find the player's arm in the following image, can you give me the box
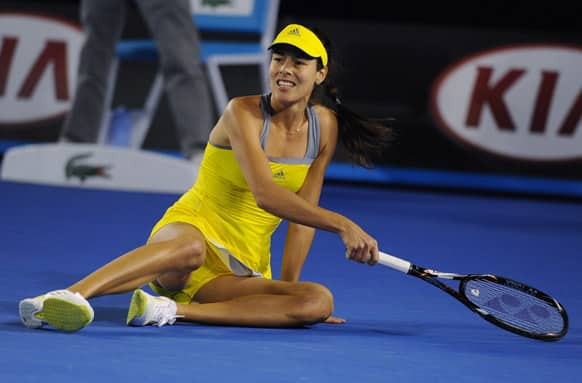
[280,106,338,282]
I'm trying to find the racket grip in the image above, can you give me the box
[378,251,411,274]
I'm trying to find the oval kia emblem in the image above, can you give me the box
[431,44,582,162]
[0,12,83,126]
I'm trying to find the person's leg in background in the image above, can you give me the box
[136,0,214,159]
[60,0,127,143]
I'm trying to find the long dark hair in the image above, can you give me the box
[308,26,396,168]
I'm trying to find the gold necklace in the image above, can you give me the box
[287,119,306,135]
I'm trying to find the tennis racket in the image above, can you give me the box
[376,251,568,341]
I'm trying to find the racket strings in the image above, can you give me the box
[463,279,564,335]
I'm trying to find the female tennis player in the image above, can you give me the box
[19,23,395,331]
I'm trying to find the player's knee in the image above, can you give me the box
[293,283,334,325]
[169,238,205,271]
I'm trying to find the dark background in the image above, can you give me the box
[6,1,581,31]
[280,1,581,32]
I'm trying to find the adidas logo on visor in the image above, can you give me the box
[288,27,301,36]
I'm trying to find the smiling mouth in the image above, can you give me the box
[276,79,296,88]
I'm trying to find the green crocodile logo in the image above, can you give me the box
[65,153,111,182]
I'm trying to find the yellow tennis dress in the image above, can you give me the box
[149,95,321,303]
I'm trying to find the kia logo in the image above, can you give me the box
[0,12,83,126]
[431,44,582,162]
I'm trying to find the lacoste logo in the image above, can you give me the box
[288,27,301,36]
[273,170,285,179]
[65,152,111,182]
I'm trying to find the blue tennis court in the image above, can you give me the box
[1,180,580,382]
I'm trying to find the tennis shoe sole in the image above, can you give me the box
[126,289,148,325]
[42,295,94,332]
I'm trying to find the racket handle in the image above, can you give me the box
[378,251,411,274]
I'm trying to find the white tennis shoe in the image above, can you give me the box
[126,289,178,327]
[19,289,94,332]
[19,294,46,329]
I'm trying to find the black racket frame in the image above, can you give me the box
[408,264,569,341]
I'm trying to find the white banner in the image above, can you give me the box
[1,143,197,194]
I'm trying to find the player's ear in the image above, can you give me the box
[315,66,328,85]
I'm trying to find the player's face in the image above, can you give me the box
[269,50,326,103]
